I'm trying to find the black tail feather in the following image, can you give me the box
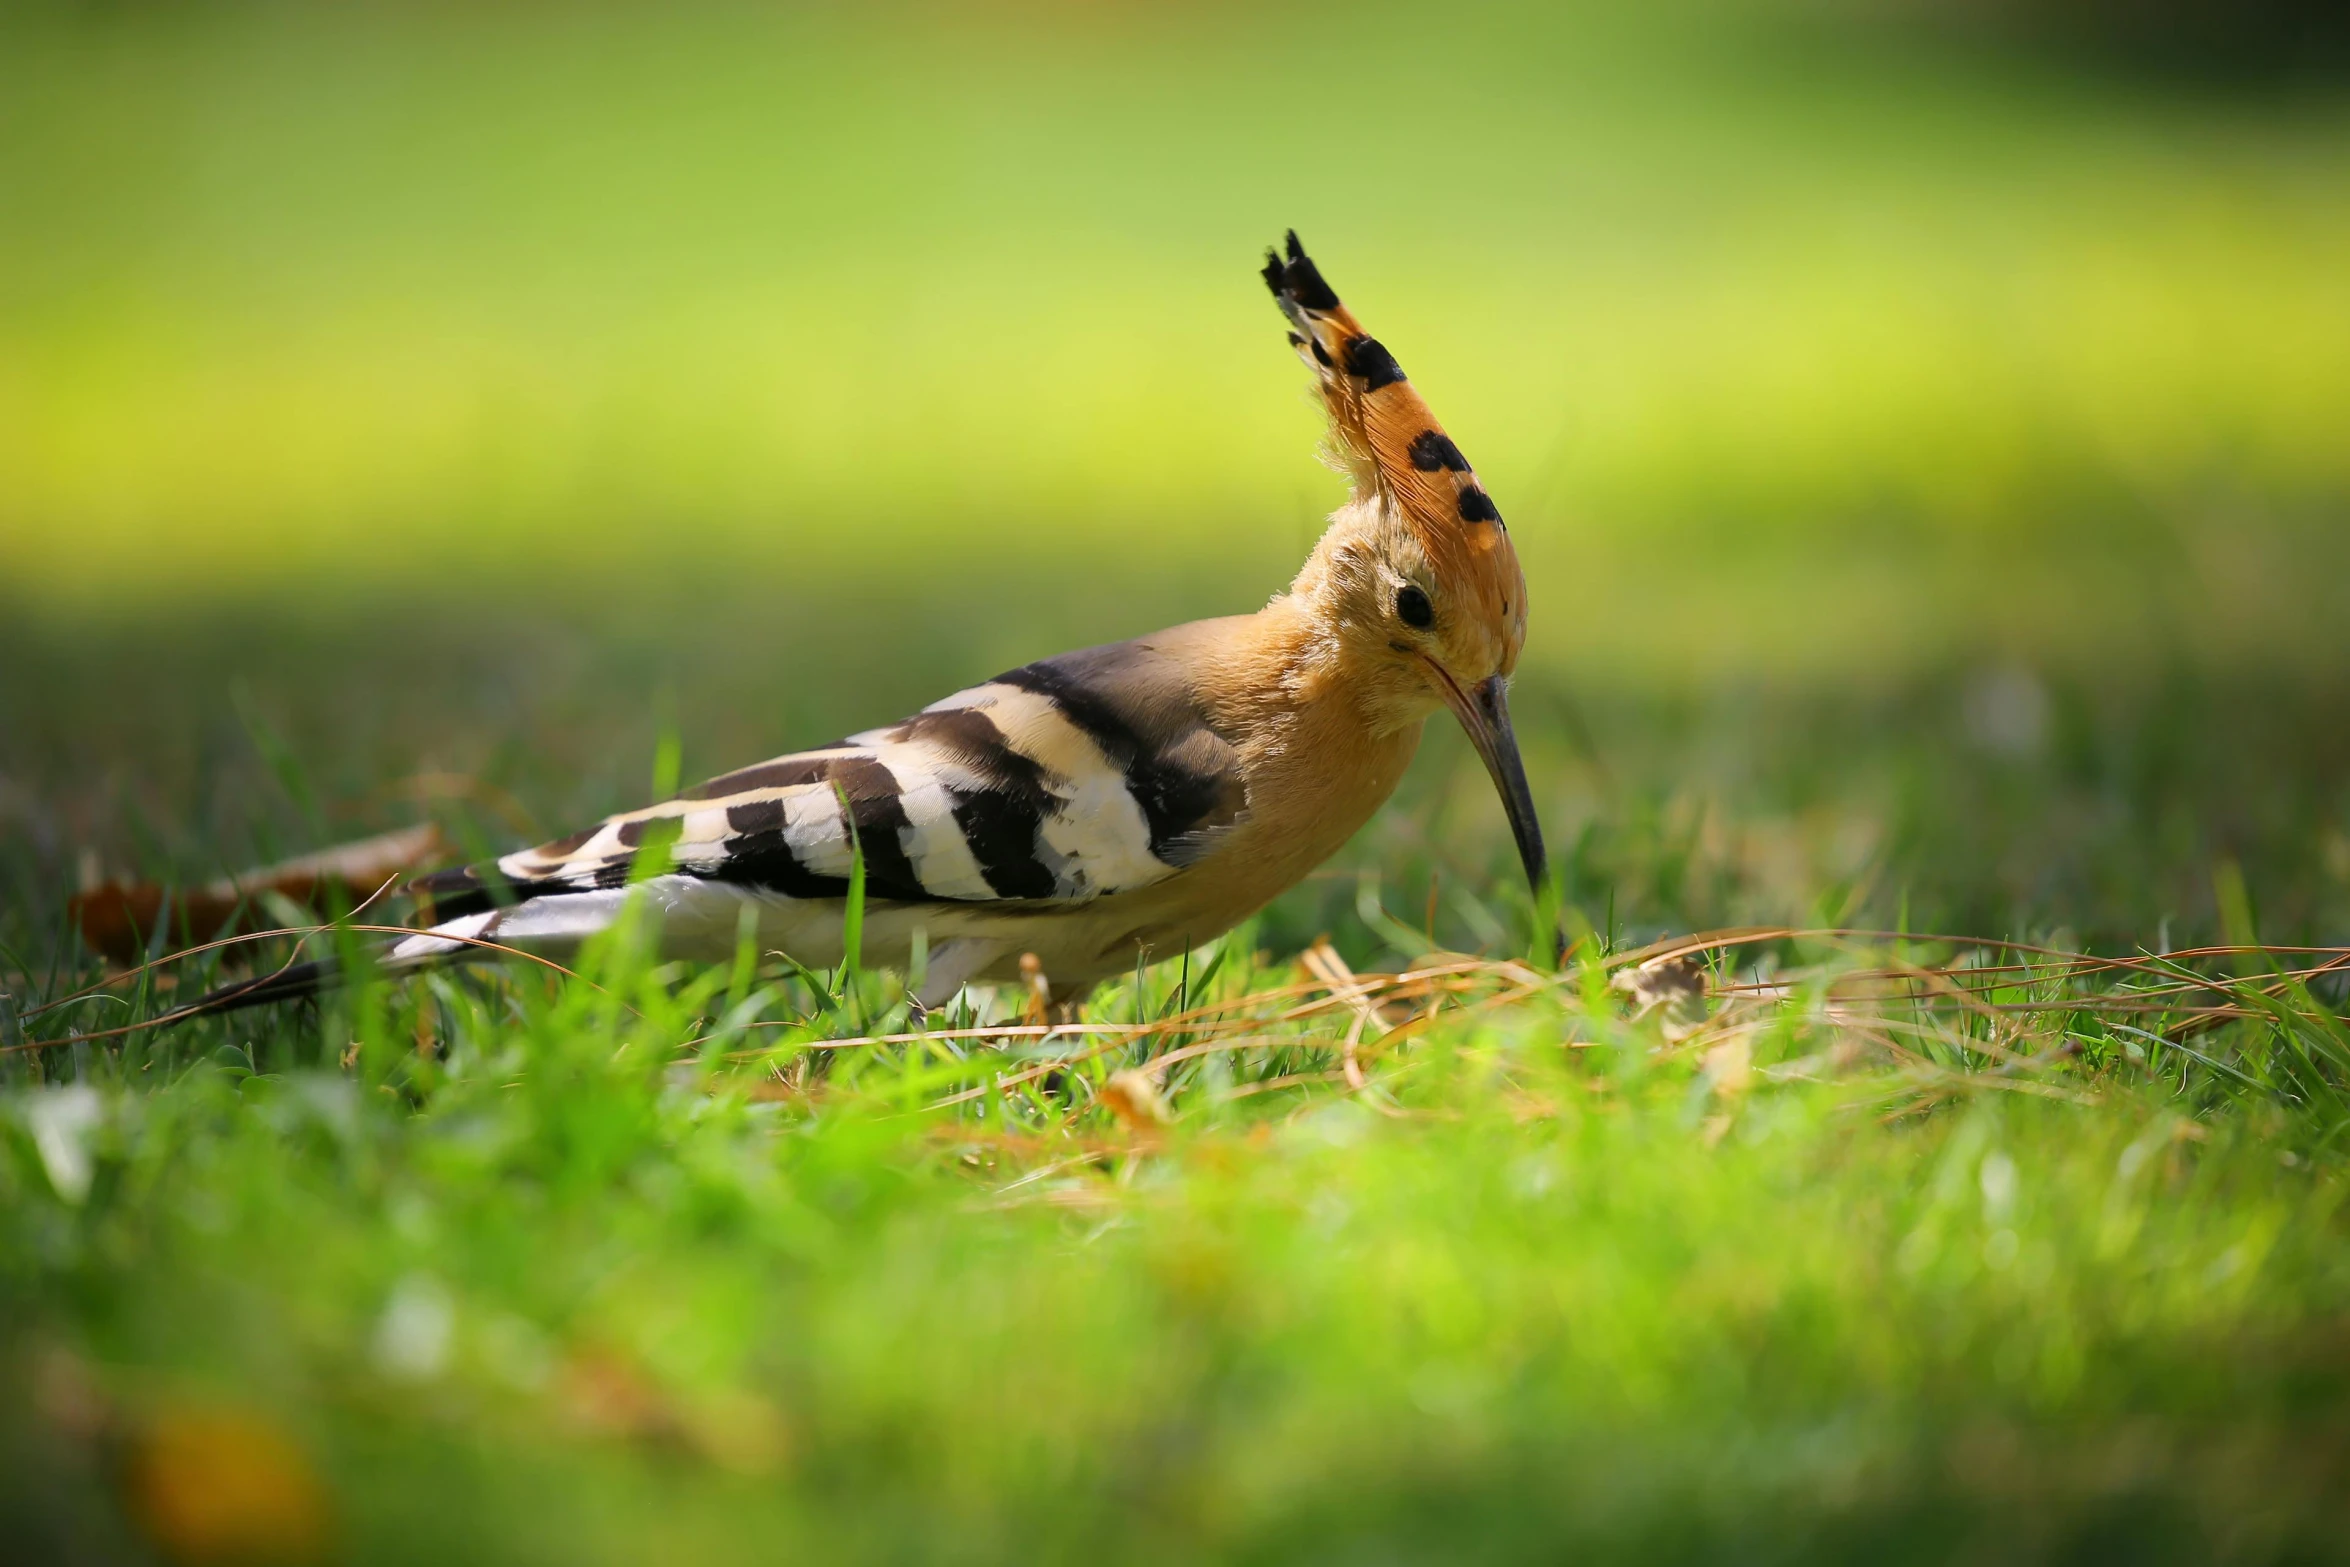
[183,958,338,1018]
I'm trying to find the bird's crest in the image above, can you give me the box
[1262,231,1523,637]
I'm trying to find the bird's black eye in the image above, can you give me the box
[1395,584,1435,629]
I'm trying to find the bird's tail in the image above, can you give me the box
[1261,231,1509,557]
[174,907,506,1021]
[182,957,344,1017]
[166,877,627,1026]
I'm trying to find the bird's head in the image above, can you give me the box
[1265,233,1545,900]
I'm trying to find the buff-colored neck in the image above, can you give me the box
[1190,506,1434,756]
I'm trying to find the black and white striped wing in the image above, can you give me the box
[412,643,1247,920]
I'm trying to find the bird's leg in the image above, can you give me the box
[910,938,1008,1025]
[1003,952,1091,1104]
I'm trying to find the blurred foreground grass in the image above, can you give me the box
[5,1,2350,1559]
[9,923,2350,1562]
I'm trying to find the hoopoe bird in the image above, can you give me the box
[193,235,1545,1018]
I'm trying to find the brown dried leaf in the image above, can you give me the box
[70,823,452,964]
[1611,952,1711,1041]
[122,1401,334,1564]
[1099,1069,1171,1132]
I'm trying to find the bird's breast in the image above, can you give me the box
[1063,711,1424,966]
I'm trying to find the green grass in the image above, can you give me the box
[8,656,2350,1560]
[6,0,2350,1559]
[7,915,2350,1561]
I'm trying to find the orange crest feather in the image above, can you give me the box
[1262,233,1523,635]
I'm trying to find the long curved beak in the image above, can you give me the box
[1427,665,1549,898]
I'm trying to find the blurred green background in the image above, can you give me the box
[5,0,2350,946]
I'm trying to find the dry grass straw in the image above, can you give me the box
[24,915,2350,1142]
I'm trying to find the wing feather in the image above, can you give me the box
[409,641,1248,921]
